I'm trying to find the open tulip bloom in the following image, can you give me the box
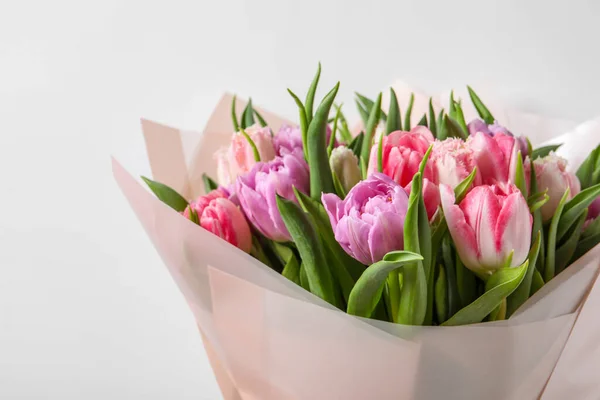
[115,66,600,399]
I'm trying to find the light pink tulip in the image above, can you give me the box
[183,189,252,253]
[440,183,532,275]
[467,131,521,186]
[430,138,480,189]
[216,124,276,185]
[533,153,581,221]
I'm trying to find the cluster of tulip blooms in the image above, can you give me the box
[143,66,600,326]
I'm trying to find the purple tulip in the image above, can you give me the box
[236,153,309,242]
[468,118,529,157]
[274,125,304,158]
[322,173,409,265]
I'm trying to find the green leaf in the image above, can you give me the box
[576,145,600,189]
[355,92,387,122]
[455,249,477,308]
[299,264,310,291]
[555,209,588,274]
[332,170,347,199]
[356,99,369,126]
[202,173,219,193]
[444,114,468,140]
[377,132,384,173]
[307,82,340,199]
[416,114,428,127]
[335,104,354,143]
[436,109,447,140]
[305,62,321,125]
[253,109,268,127]
[240,128,261,162]
[141,176,189,212]
[507,231,541,317]
[287,89,309,160]
[514,151,527,197]
[442,260,529,326]
[528,190,549,213]
[328,105,341,157]
[454,167,478,203]
[571,231,600,262]
[360,92,383,165]
[276,195,340,307]
[453,100,468,135]
[467,85,495,124]
[347,251,423,318]
[532,144,562,160]
[281,250,301,285]
[403,93,414,131]
[231,95,240,132]
[435,264,449,323]
[531,268,544,296]
[187,207,199,224]
[428,98,437,137]
[544,189,570,281]
[556,183,600,242]
[449,91,456,117]
[348,132,364,159]
[386,88,402,134]
[583,215,600,238]
[441,235,460,318]
[240,98,255,129]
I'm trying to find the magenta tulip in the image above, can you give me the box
[440,182,532,275]
[322,173,409,265]
[183,189,252,253]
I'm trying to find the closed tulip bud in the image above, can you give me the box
[440,182,532,276]
[183,189,252,253]
[329,146,362,193]
[533,153,581,221]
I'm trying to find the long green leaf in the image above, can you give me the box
[403,93,414,131]
[442,261,529,326]
[347,251,423,318]
[355,92,387,122]
[532,144,562,160]
[576,145,600,189]
[556,183,600,242]
[281,250,301,285]
[467,86,494,124]
[507,231,541,317]
[240,98,255,129]
[305,62,321,125]
[231,95,240,131]
[355,99,369,126]
[455,249,477,308]
[416,114,428,127]
[276,196,340,307]
[348,132,364,159]
[240,128,261,162]
[141,176,188,212]
[335,104,354,143]
[253,109,268,127]
[455,167,478,203]
[555,209,587,274]
[531,268,544,295]
[441,235,460,318]
[287,89,309,160]
[360,92,383,164]
[435,265,449,323]
[571,232,600,262]
[453,100,468,136]
[436,109,447,140]
[307,82,340,199]
[445,114,468,140]
[328,105,341,157]
[386,88,401,134]
[545,189,570,281]
[428,98,437,136]
[514,151,527,197]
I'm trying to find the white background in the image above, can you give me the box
[1,0,599,399]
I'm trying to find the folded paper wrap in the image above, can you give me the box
[113,87,600,399]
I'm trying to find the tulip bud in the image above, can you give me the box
[322,173,409,265]
[329,146,362,194]
[440,183,532,275]
[533,153,581,221]
[183,189,252,253]
[215,124,277,185]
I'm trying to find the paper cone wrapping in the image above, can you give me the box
[113,88,600,399]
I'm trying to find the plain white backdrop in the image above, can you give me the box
[1,0,599,399]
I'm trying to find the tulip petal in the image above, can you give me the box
[440,184,480,271]
[337,213,373,265]
[495,192,532,267]
[322,193,342,228]
[368,211,405,263]
[469,131,508,184]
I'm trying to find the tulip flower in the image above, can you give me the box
[468,131,523,185]
[183,189,252,253]
[430,138,480,189]
[329,146,362,194]
[236,153,309,242]
[216,124,277,185]
[322,173,409,265]
[274,125,304,158]
[367,126,435,187]
[533,153,581,221]
[440,183,532,275]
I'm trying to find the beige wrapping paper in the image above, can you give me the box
[113,89,600,399]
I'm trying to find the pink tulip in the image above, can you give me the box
[440,183,532,275]
[533,153,581,221]
[430,138,480,189]
[467,131,521,185]
[368,126,435,188]
[216,124,277,185]
[183,189,252,253]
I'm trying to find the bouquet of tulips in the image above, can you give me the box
[114,66,600,399]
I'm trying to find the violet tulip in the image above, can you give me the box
[533,153,581,221]
[440,182,532,275]
[322,173,409,265]
[236,153,309,242]
[216,124,277,185]
[183,189,252,253]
